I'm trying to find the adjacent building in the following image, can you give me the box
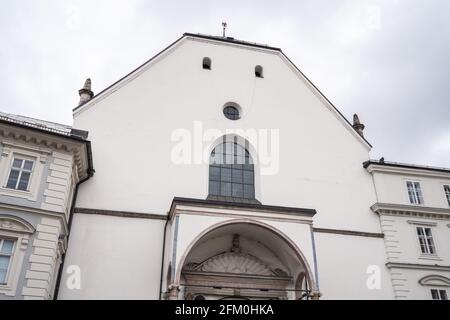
[365,160,450,300]
[0,112,92,299]
[0,33,448,300]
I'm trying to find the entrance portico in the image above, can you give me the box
[163,198,320,300]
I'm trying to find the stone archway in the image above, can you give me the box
[175,220,316,300]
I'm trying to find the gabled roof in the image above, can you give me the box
[0,111,94,178]
[0,111,88,141]
[183,33,282,51]
[73,33,372,148]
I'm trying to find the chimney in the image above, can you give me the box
[352,114,365,137]
[78,78,93,106]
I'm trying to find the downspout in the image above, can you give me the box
[54,141,94,300]
[159,215,170,300]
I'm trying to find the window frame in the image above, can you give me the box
[208,139,255,200]
[406,181,424,205]
[416,226,437,256]
[430,288,448,300]
[444,185,450,207]
[6,157,35,191]
[0,141,49,201]
[0,215,34,297]
[0,238,16,285]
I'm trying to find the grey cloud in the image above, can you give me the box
[0,0,449,166]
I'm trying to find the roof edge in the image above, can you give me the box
[183,33,282,52]
[72,34,186,113]
[0,117,87,143]
[71,32,373,149]
[0,115,94,178]
[170,197,317,217]
[279,53,373,149]
[363,160,450,174]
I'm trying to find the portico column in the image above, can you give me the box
[166,285,180,300]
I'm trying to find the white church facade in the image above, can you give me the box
[0,33,449,300]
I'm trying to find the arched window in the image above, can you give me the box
[419,275,450,300]
[255,65,263,78]
[203,57,211,70]
[208,138,255,200]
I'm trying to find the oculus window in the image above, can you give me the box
[223,106,240,121]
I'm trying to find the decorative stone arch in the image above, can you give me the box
[173,218,317,299]
[0,214,35,235]
[419,275,450,287]
[295,272,309,300]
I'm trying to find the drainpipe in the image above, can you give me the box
[53,142,94,300]
[159,215,170,300]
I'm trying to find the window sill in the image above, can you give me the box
[419,254,442,262]
[0,283,15,297]
[409,203,426,207]
[0,187,36,201]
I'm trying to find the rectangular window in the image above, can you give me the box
[6,158,34,191]
[417,227,436,255]
[407,181,424,205]
[431,289,448,300]
[0,238,15,284]
[444,185,450,207]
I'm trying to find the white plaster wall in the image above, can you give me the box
[373,172,450,208]
[66,36,390,299]
[314,232,394,300]
[380,215,450,265]
[73,37,379,232]
[58,214,165,300]
[389,268,450,300]
[373,172,450,300]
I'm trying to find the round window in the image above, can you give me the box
[223,106,240,120]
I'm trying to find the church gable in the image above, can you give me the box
[72,33,370,150]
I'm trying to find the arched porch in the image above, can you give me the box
[168,220,317,300]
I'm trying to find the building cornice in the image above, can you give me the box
[364,161,450,178]
[74,208,167,221]
[313,228,384,239]
[0,122,93,181]
[386,262,450,272]
[169,197,316,222]
[0,202,69,235]
[371,203,450,220]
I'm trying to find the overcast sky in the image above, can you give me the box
[1,0,449,167]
